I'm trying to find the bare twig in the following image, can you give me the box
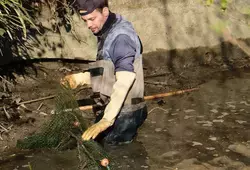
[7,124,13,131]
[145,81,171,86]
[69,132,98,166]
[39,112,48,116]
[3,106,11,120]
[19,95,56,105]
[148,107,169,115]
[0,123,8,132]
[145,72,170,78]
[0,76,14,86]
[37,103,43,110]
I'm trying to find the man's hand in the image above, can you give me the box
[60,74,77,89]
[82,119,112,141]
[60,72,91,89]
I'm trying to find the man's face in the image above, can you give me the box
[81,8,108,34]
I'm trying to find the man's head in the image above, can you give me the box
[76,0,109,34]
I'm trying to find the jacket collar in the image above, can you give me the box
[94,11,117,37]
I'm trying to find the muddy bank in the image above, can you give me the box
[143,39,250,94]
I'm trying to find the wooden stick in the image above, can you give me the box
[3,106,11,120]
[16,86,90,106]
[79,105,94,111]
[79,87,199,111]
[144,87,199,100]
[19,95,56,105]
[144,81,170,86]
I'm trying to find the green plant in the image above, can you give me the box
[0,0,37,39]
[0,0,39,58]
[206,0,228,10]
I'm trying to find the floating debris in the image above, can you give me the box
[228,144,250,158]
[217,112,229,119]
[213,119,224,123]
[155,128,162,132]
[206,147,215,151]
[203,123,213,127]
[226,103,236,109]
[209,137,217,141]
[210,109,218,113]
[235,120,247,124]
[184,109,195,113]
[141,165,149,168]
[240,101,250,106]
[197,120,213,126]
[192,141,203,146]
[208,102,217,106]
[184,115,194,120]
[159,151,179,158]
[197,121,212,124]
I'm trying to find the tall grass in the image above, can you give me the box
[0,0,37,39]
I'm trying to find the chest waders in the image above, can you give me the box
[88,15,147,145]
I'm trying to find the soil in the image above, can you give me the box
[1,45,250,169]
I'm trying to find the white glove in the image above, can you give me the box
[61,72,91,89]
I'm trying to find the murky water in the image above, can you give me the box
[138,70,250,169]
[1,70,250,170]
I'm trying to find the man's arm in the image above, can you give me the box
[102,34,137,123]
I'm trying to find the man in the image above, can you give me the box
[61,0,147,145]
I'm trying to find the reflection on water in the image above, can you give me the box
[0,140,149,170]
[105,140,150,169]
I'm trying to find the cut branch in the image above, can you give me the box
[19,95,56,105]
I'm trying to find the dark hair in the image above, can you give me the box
[97,0,109,9]
[96,0,108,13]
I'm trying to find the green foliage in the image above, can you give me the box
[0,0,39,58]
[0,0,37,39]
[206,0,228,10]
[220,0,228,10]
[206,0,214,6]
[0,0,77,59]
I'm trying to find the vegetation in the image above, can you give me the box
[0,0,38,57]
[0,0,75,58]
[206,0,229,10]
